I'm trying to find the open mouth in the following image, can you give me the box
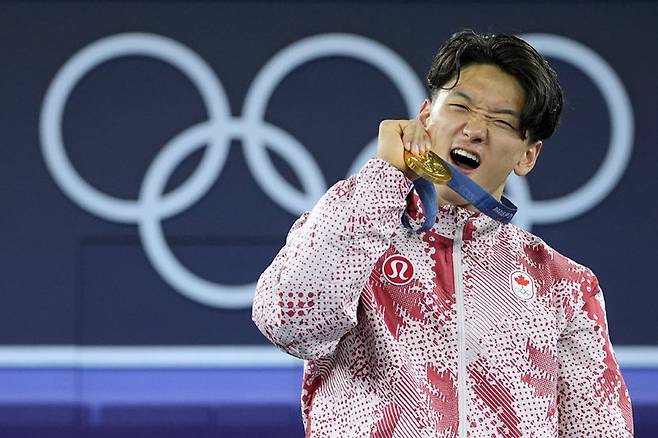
[450,148,481,170]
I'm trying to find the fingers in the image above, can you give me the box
[402,120,432,156]
[377,119,433,181]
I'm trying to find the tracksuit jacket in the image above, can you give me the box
[252,158,634,437]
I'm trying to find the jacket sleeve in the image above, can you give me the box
[556,274,634,437]
[252,158,413,360]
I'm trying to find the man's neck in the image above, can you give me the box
[436,183,504,213]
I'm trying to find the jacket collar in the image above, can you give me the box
[404,191,502,268]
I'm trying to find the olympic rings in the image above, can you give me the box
[40,32,633,308]
[39,33,426,308]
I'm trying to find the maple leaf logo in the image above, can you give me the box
[510,271,534,301]
[514,275,530,286]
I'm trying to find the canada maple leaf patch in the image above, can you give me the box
[510,271,534,301]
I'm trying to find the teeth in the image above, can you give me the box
[452,148,480,164]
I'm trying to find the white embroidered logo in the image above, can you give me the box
[510,271,535,301]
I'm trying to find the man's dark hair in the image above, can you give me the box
[427,30,563,143]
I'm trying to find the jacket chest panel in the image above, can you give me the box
[460,247,560,381]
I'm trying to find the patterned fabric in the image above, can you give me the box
[252,158,633,437]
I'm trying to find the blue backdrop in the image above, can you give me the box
[0,0,656,436]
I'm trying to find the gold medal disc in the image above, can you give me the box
[404,150,452,184]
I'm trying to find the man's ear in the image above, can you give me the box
[417,99,432,129]
[514,141,543,176]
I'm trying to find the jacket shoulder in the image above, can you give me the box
[502,223,598,287]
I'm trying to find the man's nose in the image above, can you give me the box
[462,115,488,143]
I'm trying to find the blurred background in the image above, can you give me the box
[0,0,656,436]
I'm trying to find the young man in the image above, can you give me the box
[252,31,633,437]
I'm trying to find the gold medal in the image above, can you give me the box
[404,150,452,184]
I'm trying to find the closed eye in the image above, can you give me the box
[495,120,516,129]
[449,104,469,112]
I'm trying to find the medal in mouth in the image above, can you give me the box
[402,147,517,231]
[450,148,481,170]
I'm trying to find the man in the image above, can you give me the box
[252,31,633,437]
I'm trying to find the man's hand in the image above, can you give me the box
[377,119,433,180]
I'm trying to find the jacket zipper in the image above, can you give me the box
[452,222,467,438]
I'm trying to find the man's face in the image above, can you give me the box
[419,63,542,207]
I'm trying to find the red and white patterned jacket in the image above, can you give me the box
[252,159,633,437]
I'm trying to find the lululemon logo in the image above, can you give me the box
[510,271,535,301]
[382,255,415,286]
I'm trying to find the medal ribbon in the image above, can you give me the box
[405,162,517,231]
